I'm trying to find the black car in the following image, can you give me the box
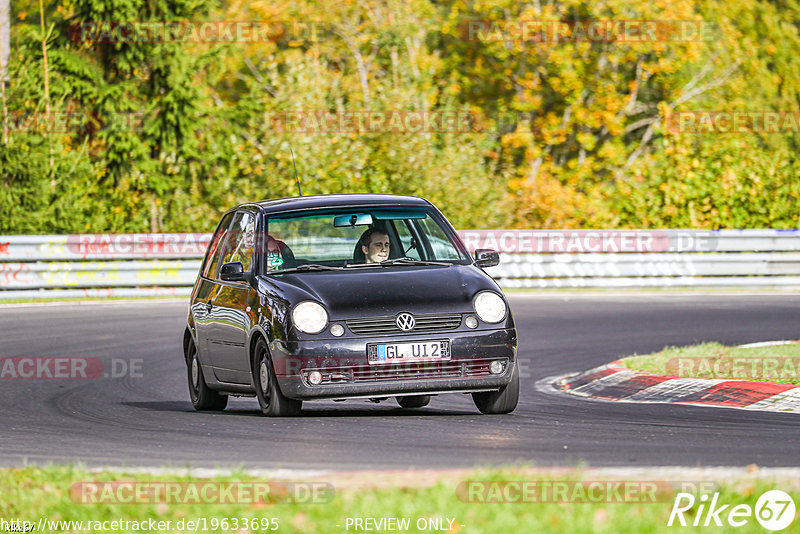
[183,194,518,416]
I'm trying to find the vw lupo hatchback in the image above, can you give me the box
[183,194,518,416]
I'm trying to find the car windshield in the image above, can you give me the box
[262,207,469,273]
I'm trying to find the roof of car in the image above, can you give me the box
[241,194,433,214]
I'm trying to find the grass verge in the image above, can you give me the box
[620,342,800,384]
[1,466,799,533]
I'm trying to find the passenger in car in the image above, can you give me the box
[261,234,295,270]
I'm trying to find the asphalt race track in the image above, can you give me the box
[1,294,798,470]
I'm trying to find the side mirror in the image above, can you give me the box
[220,261,247,282]
[474,249,500,268]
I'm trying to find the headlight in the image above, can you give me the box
[292,301,328,334]
[473,291,507,323]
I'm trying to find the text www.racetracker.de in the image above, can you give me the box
[0,517,280,532]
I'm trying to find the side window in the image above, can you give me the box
[393,220,422,260]
[416,217,463,261]
[218,212,256,276]
[201,213,235,279]
[229,212,256,272]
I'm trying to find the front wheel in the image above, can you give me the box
[472,361,519,414]
[187,338,228,411]
[253,338,302,417]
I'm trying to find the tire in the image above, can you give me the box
[472,360,519,414]
[253,338,302,417]
[396,395,431,408]
[187,337,228,411]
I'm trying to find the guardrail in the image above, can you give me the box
[0,230,799,298]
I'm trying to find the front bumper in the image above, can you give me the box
[270,328,517,400]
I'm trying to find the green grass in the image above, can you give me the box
[620,342,800,384]
[1,466,799,533]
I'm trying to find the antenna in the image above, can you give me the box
[290,148,302,196]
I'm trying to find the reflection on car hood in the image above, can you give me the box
[259,264,499,318]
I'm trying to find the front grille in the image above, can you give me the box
[346,313,462,335]
[306,359,498,384]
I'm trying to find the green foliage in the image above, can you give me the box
[1,0,799,232]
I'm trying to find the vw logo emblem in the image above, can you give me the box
[396,312,415,331]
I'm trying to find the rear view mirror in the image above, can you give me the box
[333,213,374,227]
[474,249,500,268]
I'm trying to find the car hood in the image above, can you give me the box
[258,264,501,318]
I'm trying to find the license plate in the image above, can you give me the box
[367,340,450,365]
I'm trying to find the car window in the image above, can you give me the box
[202,212,235,279]
[218,211,256,277]
[269,215,363,262]
[266,208,468,268]
[416,217,463,261]
[392,220,422,260]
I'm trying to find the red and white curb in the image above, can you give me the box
[556,341,800,414]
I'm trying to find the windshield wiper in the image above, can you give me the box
[346,258,451,268]
[266,264,344,275]
[381,258,451,266]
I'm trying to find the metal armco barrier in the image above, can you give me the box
[474,229,800,288]
[0,233,210,299]
[1,230,799,298]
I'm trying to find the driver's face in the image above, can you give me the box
[363,232,390,263]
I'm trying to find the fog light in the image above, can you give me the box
[490,361,505,374]
[308,371,323,385]
[330,324,345,337]
[465,316,478,329]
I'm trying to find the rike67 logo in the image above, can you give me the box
[669,490,796,531]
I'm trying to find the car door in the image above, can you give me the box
[193,212,234,371]
[206,210,257,384]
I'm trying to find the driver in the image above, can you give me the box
[359,228,390,263]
